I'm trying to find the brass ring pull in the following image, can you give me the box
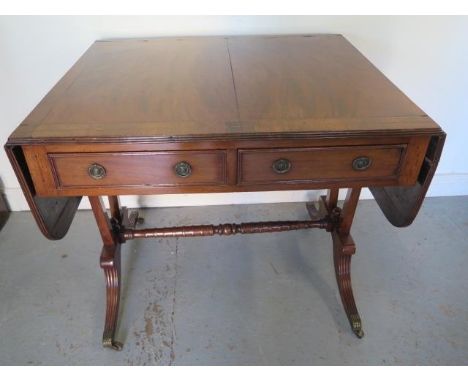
[352,156,372,171]
[88,163,106,180]
[174,161,192,177]
[272,158,292,174]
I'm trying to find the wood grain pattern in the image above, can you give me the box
[48,150,227,188]
[18,134,429,197]
[12,38,237,141]
[339,188,361,235]
[238,145,405,185]
[326,188,339,211]
[319,191,364,338]
[7,35,441,144]
[122,219,331,240]
[89,196,115,246]
[108,196,121,222]
[4,145,81,239]
[331,229,363,338]
[89,195,123,350]
[229,35,422,122]
[370,132,446,226]
[100,243,122,350]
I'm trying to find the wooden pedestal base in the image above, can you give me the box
[89,188,364,350]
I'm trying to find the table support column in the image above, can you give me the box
[89,196,123,350]
[318,188,364,338]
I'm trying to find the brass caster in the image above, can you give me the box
[103,338,123,351]
[353,328,365,339]
[350,314,364,339]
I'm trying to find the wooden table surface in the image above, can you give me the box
[11,35,439,142]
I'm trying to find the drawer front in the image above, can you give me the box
[238,145,405,185]
[49,150,227,188]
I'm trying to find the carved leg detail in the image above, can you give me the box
[332,229,364,338]
[318,189,364,338]
[100,244,123,350]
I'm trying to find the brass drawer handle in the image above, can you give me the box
[88,163,106,180]
[174,161,192,177]
[272,158,292,174]
[352,156,372,171]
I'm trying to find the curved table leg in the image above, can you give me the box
[317,188,364,338]
[100,244,123,350]
[89,196,124,350]
[332,230,364,338]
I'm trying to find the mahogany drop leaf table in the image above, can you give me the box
[5,35,445,350]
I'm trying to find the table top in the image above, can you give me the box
[10,34,440,143]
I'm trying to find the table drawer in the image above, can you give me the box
[49,150,227,188]
[238,145,405,185]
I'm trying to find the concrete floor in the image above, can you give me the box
[0,196,467,365]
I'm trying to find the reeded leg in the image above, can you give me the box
[90,196,144,349]
[89,196,123,350]
[319,188,364,338]
[100,244,123,350]
[332,230,364,338]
